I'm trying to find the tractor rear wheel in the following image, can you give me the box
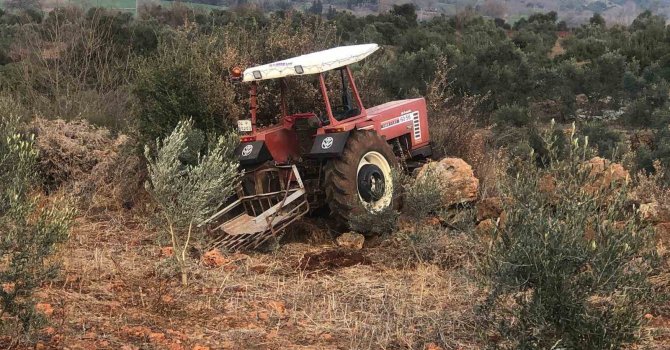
[323,130,399,228]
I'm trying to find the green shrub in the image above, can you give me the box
[144,119,240,286]
[402,166,444,222]
[482,123,658,349]
[0,100,74,337]
[527,125,569,166]
[133,30,236,146]
[494,104,533,127]
[580,122,626,160]
[635,127,670,182]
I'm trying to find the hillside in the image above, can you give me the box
[3,0,670,25]
[1,0,225,13]
[0,3,669,349]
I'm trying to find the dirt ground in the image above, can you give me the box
[17,212,483,350]
[7,209,669,350]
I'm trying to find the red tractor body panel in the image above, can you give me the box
[243,98,430,164]
[353,97,430,150]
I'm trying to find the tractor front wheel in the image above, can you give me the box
[324,131,399,229]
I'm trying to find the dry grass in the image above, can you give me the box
[26,213,485,349]
[12,192,670,349]
[31,118,145,214]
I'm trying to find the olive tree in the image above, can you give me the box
[482,122,658,349]
[144,119,239,286]
[0,98,74,336]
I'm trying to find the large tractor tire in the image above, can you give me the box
[323,130,399,228]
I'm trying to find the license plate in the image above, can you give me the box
[237,120,252,132]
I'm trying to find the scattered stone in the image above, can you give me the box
[416,158,479,207]
[255,311,269,321]
[201,249,229,268]
[250,264,270,274]
[476,197,503,222]
[582,157,629,194]
[2,282,15,293]
[42,327,56,336]
[575,94,589,106]
[123,325,151,338]
[336,232,365,250]
[160,246,174,258]
[35,303,54,317]
[161,294,175,304]
[425,343,443,350]
[192,345,210,350]
[265,329,279,340]
[267,300,287,316]
[475,219,496,235]
[149,332,166,344]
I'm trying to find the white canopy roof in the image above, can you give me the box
[242,44,379,82]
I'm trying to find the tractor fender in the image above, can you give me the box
[306,131,351,158]
[235,141,272,165]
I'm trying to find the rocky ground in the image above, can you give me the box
[21,213,486,350]
[18,192,670,349]
[8,119,670,349]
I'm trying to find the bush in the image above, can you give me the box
[401,166,444,222]
[494,104,533,127]
[31,118,144,211]
[425,57,489,162]
[0,100,74,337]
[635,127,670,182]
[133,30,236,146]
[144,119,239,286]
[482,123,658,349]
[580,122,626,160]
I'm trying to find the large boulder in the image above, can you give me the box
[416,158,479,207]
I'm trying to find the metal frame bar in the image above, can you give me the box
[200,165,310,251]
[319,73,337,126]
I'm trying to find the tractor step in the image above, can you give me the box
[201,165,309,252]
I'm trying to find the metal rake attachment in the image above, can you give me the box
[201,165,309,251]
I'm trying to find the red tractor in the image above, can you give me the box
[202,44,432,251]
